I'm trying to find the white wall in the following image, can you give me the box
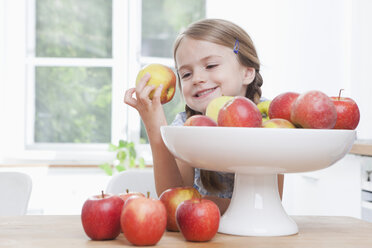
[207,0,372,139]
[0,2,5,160]
[350,0,372,139]
[0,1,27,161]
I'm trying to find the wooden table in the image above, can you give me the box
[350,142,372,156]
[1,215,372,247]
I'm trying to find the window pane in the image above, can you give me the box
[35,67,112,143]
[141,0,206,58]
[36,0,112,58]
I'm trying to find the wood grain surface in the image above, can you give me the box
[1,215,372,247]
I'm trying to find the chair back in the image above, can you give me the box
[0,172,32,216]
[106,169,157,199]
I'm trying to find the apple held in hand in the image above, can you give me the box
[159,186,202,231]
[205,96,234,123]
[218,96,262,127]
[184,115,217,126]
[176,198,220,242]
[268,92,299,121]
[257,100,271,122]
[330,91,360,130]
[291,90,337,129]
[136,64,176,104]
[121,196,167,246]
[262,118,295,128]
[81,192,124,240]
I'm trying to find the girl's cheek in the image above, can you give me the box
[181,84,189,96]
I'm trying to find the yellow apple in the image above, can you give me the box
[262,118,295,128]
[136,64,176,104]
[159,186,201,232]
[205,96,234,123]
[257,100,271,122]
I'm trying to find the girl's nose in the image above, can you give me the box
[192,68,207,85]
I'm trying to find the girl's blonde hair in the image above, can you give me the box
[173,19,263,193]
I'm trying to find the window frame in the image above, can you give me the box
[0,0,153,164]
[25,0,128,151]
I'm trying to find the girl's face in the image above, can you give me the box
[175,37,255,114]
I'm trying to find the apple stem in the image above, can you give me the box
[338,89,344,100]
[126,189,129,194]
[101,190,104,198]
[147,191,150,198]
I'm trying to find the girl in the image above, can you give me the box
[124,19,283,214]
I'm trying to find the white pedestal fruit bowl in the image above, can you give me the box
[160,126,356,236]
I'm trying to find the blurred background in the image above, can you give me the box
[0,0,371,217]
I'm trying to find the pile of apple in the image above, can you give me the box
[185,90,360,130]
[81,187,220,245]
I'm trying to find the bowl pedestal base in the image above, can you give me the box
[218,173,298,236]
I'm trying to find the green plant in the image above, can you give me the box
[99,139,146,176]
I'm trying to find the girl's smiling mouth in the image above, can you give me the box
[194,87,218,98]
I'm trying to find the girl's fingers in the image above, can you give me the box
[136,73,151,93]
[152,84,163,105]
[138,84,156,103]
[125,73,163,108]
[124,88,137,108]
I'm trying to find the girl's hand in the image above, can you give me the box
[124,73,163,110]
[124,73,167,126]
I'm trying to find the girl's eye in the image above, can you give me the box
[181,72,191,79]
[206,64,218,69]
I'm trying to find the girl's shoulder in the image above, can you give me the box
[171,111,187,126]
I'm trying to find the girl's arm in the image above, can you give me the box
[278,174,284,199]
[124,74,192,196]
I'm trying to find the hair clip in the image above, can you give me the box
[233,39,239,54]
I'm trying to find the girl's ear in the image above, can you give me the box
[242,67,256,85]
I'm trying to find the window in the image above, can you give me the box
[27,0,115,149]
[22,0,205,161]
[139,0,206,142]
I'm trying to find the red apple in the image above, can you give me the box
[176,198,220,242]
[217,96,262,127]
[118,191,146,233]
[118,190,145,205]
[159,186,202,231]
[291,90,337,129]
[330,92,360,130]
[268,92,300,121]
[121,196,167,246]
[262,118,295,128]
[81,192,124,240]
[184,115,217,126]
[136,64,176,104]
